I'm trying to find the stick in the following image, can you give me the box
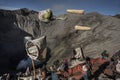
[31,59,36,79]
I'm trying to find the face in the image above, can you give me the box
[41,71,46,77]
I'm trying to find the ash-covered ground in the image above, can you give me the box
[0,8,120,74]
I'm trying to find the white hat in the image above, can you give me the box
[82,65,88,72]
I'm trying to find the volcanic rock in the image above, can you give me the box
[0,8,120,72]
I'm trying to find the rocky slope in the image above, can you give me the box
[114,14,120,19]
[0,8,120,73]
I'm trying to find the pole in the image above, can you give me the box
[31,59,36,79]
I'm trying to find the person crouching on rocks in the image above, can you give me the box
[82,63,92,80]
[63,59,69,73]
[101,50,109,60]
[85,57,92,79]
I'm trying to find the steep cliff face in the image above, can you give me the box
[0,8,120,72]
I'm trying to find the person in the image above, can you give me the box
[36,68,42,80]
[49,66,59,80]
[63,59,69,72]
[40,68,47,80]
[82,62,92,80]
[6,73,10,80]
[73,47,84,60]
[51,71,59,80]
[53,60,60,69]
[86,57,92,71]
[85,57,92,79]
[38,9,53,22]
[25,67,31,76]
[116,58,120,74]
[110,58,117,79]
[43,9,53,21]
[101,50,107,59]
[82,64,88,80]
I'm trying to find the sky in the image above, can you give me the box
[0,0,120,15]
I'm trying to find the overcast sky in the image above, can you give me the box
[0,0,120,15]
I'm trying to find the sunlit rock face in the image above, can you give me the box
[0,8,120,73]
